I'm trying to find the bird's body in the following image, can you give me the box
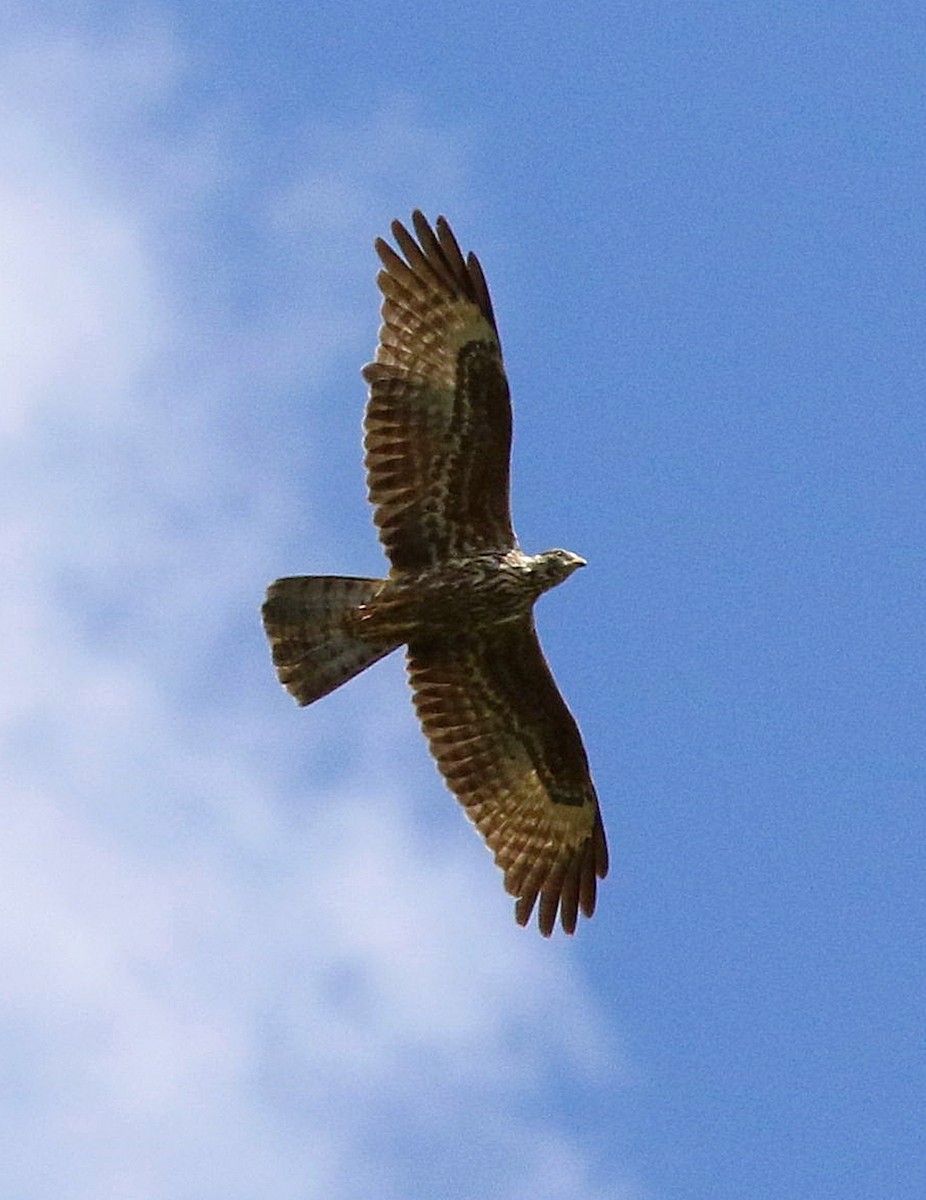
[352,548,586,643]
[263,212,608,935]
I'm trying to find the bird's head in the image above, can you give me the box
[532,547,587,592]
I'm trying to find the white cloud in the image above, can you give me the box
[0,16,625,1200]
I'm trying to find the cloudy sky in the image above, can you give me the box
[3,4,924,1198]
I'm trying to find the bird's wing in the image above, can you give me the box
[407,618,608,935]
[362,211,516,573]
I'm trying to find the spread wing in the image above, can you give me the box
[362,211,516,574]
[407,619,609,936]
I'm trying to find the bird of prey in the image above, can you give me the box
[262,211,608,935]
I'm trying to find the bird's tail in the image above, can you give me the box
[262,575,400,706]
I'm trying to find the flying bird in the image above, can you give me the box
[262,211,608,935]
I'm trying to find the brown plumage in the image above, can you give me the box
[262,211,608,935]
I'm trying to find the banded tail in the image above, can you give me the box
[262,576,400,706]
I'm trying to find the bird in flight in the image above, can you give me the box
[262,211,608,935]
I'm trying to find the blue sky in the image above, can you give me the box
[2,3,924,1198]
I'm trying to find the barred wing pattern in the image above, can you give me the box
[361,213,608,936]
[362,211,515,573]
[407,619,608,936]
